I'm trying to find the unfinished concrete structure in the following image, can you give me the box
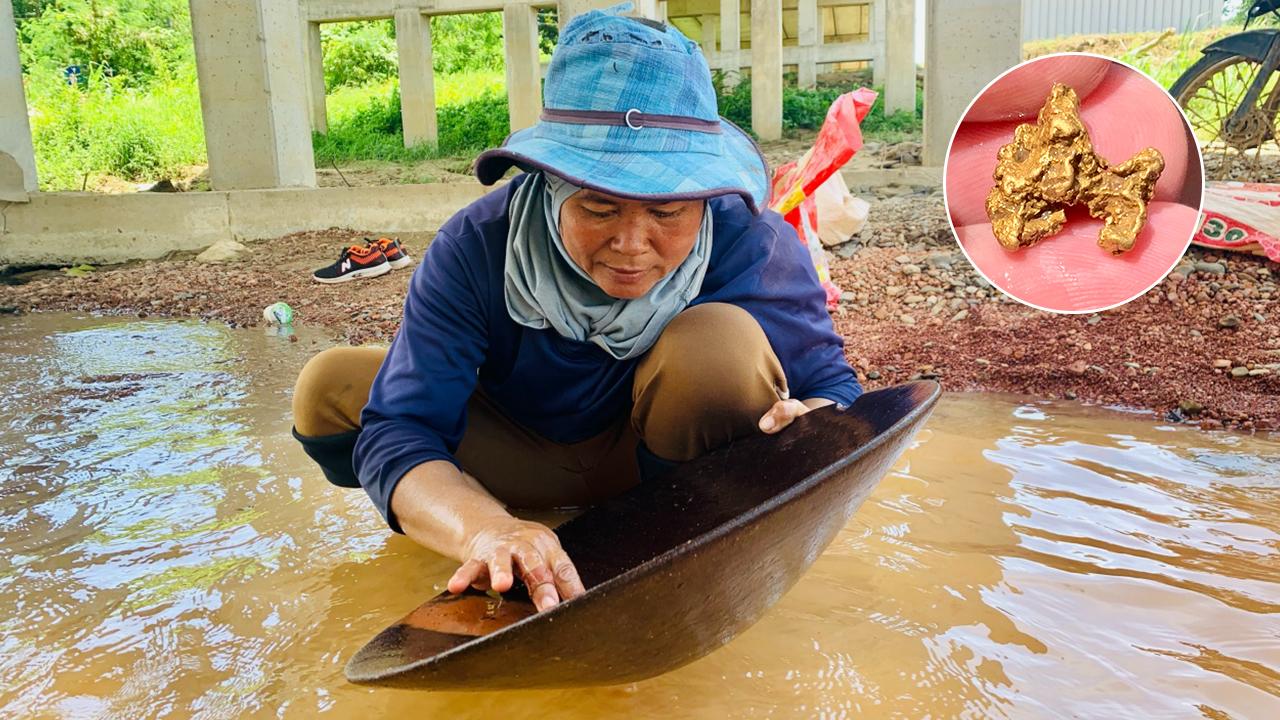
[1,0,1021,266]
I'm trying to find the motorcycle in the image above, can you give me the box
[1170,0,1280,182]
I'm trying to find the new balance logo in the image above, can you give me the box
[341,258,352,272]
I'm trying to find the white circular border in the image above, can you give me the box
[940,51,1209,315]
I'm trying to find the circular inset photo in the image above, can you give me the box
[943,53,1205,314]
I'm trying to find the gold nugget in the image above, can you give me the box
[985,83,1164,254]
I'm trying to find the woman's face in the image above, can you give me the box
[559,189,705,299]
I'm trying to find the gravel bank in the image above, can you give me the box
[2,193,1277,432]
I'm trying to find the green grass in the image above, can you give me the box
[26,68,206,190]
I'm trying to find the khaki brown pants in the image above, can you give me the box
[292,303,786,509]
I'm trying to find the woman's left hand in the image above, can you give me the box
[758,398,833,434]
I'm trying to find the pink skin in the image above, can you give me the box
[945,58,1201,312]
[558,190,705,299]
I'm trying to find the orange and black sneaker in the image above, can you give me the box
[367,236,413,270]
[312,244,391,284]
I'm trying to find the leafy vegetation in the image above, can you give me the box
[715,73,924,143]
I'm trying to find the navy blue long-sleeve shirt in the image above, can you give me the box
[354,174,862,530]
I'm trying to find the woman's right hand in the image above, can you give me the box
[447,517,585,612]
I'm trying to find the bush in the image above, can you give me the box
[431,13,505,75]
[16,0,193,87]
[314,84,512,164]
[321,20,398,89]
[26,66,206,189]
[714,73,923,141]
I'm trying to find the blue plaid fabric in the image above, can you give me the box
[474,2,771,214]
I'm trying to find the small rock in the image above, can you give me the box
[1178,400,1204,416]
[1249,368,1271,377]
[1218,315,1241,329]
[900,314,916,326]
[1195,261,1227,275]
[951,309,969,322]
[1065,390,1078,400]
[1068,360,1088,375]
[1174,262,1196,276]
[840,291,856,303]
[886,286,906,297]
[1123,361,1141,369]
[1254,312,1267,324]
[1199,418,1224,430]
[900,264,922,276]
[865,370,881,380]
[925,252,955,269]
[894,254,911,264]
[196,239,248,263]
[1190,329,1202,337]
[1212,358,1232,369]
[1230,366,1250,378]
[975,358,990,366]
[904,294,926,304]
[1086,314,1101,325]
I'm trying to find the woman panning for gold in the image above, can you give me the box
[291,6,862,615]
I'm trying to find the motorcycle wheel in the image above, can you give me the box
[1170,49,1280,182]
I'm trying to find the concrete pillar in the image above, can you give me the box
[924,0,1021,165]
[797,0,819,89]
[633,0,660,19]
[1,0,37,200]
[884,0,914,113]
[395,9,438,149]
[504,3,543,132]
[720,0,741,86]
[750,0,782,141]
[872,0,886,87]
[658,1,669,22]
[558,0,626,29]
[700,13,718,57]
[189,0,315,190]
[304,21,328,134]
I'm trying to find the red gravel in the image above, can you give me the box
[2,201,1277,432]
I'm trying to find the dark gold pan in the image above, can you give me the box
[346,380,941,689]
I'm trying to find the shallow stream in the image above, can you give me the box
[1,314,1276,718]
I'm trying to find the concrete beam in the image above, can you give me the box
[189,0,316,190]
[719,0,740,87]
[504,3,543,132]
[797,0,818,89]
[884,0,914,114]
[923,0,1021,166]
[0,183,495,269]
[304,21,328,134]
[750,0,782,141]
[302,0,556,22]
[707,40,875,71]
[395,9,438,149]
[1,0,38,200]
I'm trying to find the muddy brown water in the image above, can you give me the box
[1,313,1277,718]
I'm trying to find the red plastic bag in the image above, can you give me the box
[770,88,878,309]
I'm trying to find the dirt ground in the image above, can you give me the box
[4,184,1277,432]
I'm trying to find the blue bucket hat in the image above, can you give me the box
[474,3,771,214]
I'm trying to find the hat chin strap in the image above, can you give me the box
[540,108,722,134]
